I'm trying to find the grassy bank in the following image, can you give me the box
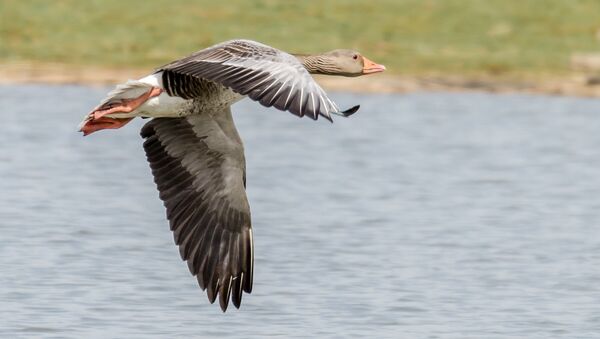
[1,0,600,80]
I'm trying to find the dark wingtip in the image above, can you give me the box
[341,105,360,117]
[220,300,229,312]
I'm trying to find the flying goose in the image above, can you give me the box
[79,39,385,311]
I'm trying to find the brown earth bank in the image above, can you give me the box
[2,61,600,98]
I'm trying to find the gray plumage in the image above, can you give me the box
[128,39,372,311]
[157,39,353,121]
[141,110,252,311]
[79,38,384,312]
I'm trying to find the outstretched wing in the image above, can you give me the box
[141,110,253,312]
[157,39,358,121]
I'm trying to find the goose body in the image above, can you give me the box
[84,72,242,121]
[79,39,385,311]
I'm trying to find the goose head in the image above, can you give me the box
[294,50,386,77]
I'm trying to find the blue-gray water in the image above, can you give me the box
[1,85,599,338]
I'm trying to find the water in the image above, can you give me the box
[1,84,599,338]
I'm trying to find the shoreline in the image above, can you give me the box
[2,61,600,97]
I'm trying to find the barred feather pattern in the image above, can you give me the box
[162,72,206,100]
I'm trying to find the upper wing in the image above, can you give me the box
[157,39,358,121]
[140,110,253,312]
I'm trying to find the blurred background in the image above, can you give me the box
[1,1,600,338]
[2,0,600,92]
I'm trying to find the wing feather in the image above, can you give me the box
[158,39,356,120]
[141,111,253,312]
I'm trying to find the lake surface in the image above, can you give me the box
[1,84,599,338]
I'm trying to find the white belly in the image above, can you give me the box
[105,92,193,119]
[104,72,244,119]
[104,73,193,119]
[136,93,193,118]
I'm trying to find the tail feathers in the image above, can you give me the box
[77,80,154,134]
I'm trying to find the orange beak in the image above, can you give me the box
[361,56,386,74]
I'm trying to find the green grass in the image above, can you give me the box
[1,0,600,78]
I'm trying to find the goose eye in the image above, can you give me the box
[352,54,358,60]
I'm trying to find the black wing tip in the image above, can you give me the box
[341,105,360,117]
[215,291,242,312]
[140,117,166,138]
[219,300,229,312]
[140,122,154,138]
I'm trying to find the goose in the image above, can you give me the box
[79,39,385,311]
